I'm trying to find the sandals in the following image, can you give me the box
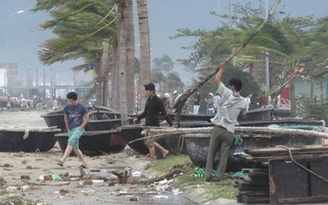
[57,161,64,167]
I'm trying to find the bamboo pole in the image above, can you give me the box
[174,0,282,116]
[145,126,328,140]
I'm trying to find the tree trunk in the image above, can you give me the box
[137,0,151,111]
[116,1,130,124]
[99,39,110,106]
[126,0,135,114]
[110,45,120,111]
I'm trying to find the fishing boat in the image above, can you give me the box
[170,106,274,123]
[41,106,119,131]
[54,130,127,156]
[41,110,66,131]
[0,128,61,152]
[181,126,326,172]
[241,105,274,121]
[121,121,213,156]
[86,111,122,131]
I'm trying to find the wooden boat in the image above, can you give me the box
[273,108,291,117]
[0,128,61,152]
[54,130,127,156]
[41,107,120,131]
[86,111,122,131]
[241,105,274,121]
[181,126,326,172]
[169,106,274,123]
[41,110,66,131]
[121,121,213,156]
[238,118,325,128]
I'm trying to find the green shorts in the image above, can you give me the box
[68,127,84,149]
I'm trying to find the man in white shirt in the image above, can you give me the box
[205,61,247,182]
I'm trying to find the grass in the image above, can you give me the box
[150,154,238,201]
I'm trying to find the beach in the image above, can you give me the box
[0,110,239,205]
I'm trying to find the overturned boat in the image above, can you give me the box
[141,125,327,172]
[121,121,213,156]
[55,130,127,156]
[41,106,119,131]
[0,128,61,152]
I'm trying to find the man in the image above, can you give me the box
[259,90,269,108]
[205,92,215,115]
[205,62,247,181]
[192,91,201,114]
[57,92,89,168]
[133,83,173,165]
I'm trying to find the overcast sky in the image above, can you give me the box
[0,0,327,86]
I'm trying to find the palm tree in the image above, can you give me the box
[136,0,151,109]
[33,0,117,106]
[114,0,135,122]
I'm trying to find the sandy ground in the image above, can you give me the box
[0,110,239,205]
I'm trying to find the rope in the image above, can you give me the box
[178,134,185,152]
[23,129,30,140]
[234,134,243,146]
[277,145,328,184]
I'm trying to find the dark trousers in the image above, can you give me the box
[205,125,233,180]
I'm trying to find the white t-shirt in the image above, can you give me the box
[211,82,247,133]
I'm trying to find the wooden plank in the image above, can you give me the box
[269,159,309,205]
[238,195,270,204]
[238,190,269,197]
[278,195,328,204]
[245,145,328,156]
[244,154,328,163]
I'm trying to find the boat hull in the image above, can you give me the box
[41,110,66,131]
[55,130,127,156]
[121,122,213,156]
[171,106,273,122]
[0,128,61,152]
[87,119,122,131]
[185,133,322,172]
[242,106,274,121]
[41,108,121,131]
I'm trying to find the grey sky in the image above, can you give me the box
[1,0,327,86]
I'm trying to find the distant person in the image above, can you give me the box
[192,91,201,114]
[245,92,253,111]
[133,83,173,165]
[205,92,215,115]
[162,93,172,113]
[259,90,269,108]
[53,97,59,111]
[32,96,38,109]
[57,92,89,168]
[6,95,11,110]
[205,62,247,182]
[213,92,221,113]
[173,89,191,114]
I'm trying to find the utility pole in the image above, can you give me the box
[265,0,270,92]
